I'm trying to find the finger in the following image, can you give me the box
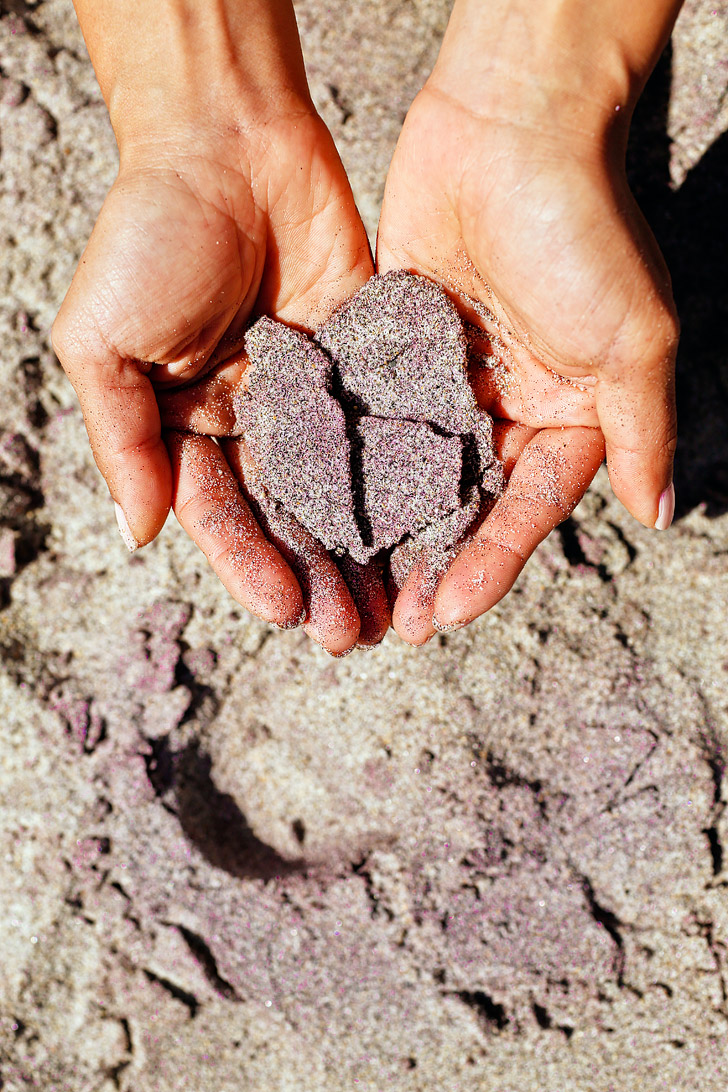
[222,439,361,656]
[336,556,391,649]
[596,327,678,530]
[431,427,605,631]
[51,317,172,548]
[391,421,536,645]
[158,353,248,436]
[391,548,461,647]
[166,431,304,628]
[494,420,540,477]
[146,308,245,386]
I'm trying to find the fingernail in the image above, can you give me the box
[432,616,466,633]
[114,502,138,552]
[276,607,307,630]
[654,483,675,531]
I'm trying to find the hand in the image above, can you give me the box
[377,0,680,644]
[51,0,388,654]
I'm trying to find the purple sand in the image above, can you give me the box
[473,412,499,478]
[239,272,504,575]
[237,457,339,628]
[239,317,365,560]
[317,270,481,437]
[480,458,506,498]
[389,484,482,592]
[356,417,463,554]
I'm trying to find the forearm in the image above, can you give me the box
[432,0,684,135]
[72,0,311,147]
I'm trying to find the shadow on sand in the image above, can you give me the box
[627,43,728,520]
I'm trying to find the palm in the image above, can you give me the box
[71,167,256,385]
[66,115,372,381]
[381,85,674,417]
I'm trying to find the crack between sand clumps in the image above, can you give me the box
[234,271,505,588]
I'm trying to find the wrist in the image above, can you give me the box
[431,0,682,147]
[73,0,313,153]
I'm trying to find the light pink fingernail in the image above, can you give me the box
[654,483,675,531]
[114,502,138,552]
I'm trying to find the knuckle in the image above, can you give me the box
[647,296,680,358]
[174,491,201,526]
[607,296,680,377]
[51,309,107,377]
[207,538,241,572]
[666,306,681,347]
[113,430,161,463]
[96,429,161,480]
[657,306,680,361]
[656,409,679,459]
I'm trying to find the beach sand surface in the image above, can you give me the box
[0,1,727,1088]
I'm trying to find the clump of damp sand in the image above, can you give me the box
[236,271,504,588]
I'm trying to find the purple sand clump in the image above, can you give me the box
[480,459,506,498]
[473,413,497,478]
[236,454,335,618]
[389,484,482,592]
[316,270,481,437]
[356,417,463,554]
[238,272,504,574]
[238,317,365,559]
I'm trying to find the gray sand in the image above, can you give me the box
[1,2,727,1090]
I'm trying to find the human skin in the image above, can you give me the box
[378,0,684,643]
[51,0,389,654]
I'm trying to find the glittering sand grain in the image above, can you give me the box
[317,270,480,435]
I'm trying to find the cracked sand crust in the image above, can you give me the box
[238,271,503,574]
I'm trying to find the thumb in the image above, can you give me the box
[51,312,172,549]
[596,308,678,531]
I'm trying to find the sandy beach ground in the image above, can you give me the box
[1,1,727,1088]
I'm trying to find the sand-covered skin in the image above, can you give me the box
[1,2,728,1091]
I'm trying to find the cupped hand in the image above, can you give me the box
[52,106,388,653]
[377,61,678,644]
